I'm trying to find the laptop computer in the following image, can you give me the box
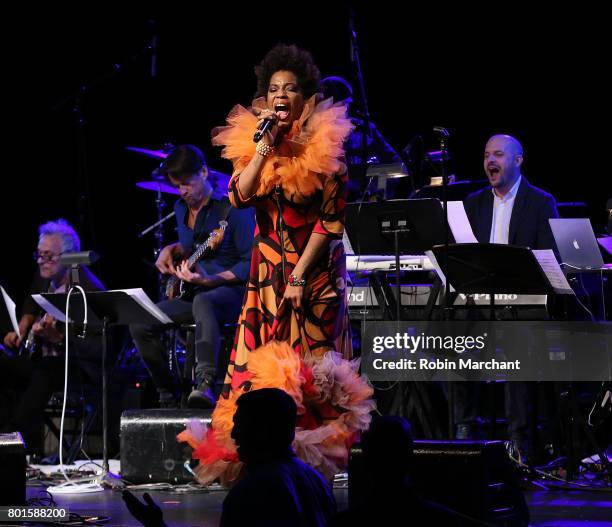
[549,218,608,270]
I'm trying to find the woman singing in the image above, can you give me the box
[179,43,374,485]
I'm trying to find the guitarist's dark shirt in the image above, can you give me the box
[174,197,255,283]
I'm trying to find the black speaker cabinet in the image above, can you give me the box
[120,409,212,484]
[0,432,26,505]
[349,440,529,527]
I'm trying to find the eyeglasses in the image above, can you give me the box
[33,251,63,263]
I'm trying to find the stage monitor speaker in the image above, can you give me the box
[120,409,211,484]
[349,439,529,527]
[0,432,26,505]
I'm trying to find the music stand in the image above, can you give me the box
[33,289,172,486]
[427,244,554,438]
[346,200,455,438]
[430,244,612,477]
[346,199,455,320]
[430,243,554,319]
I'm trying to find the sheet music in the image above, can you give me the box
[446,201,478,243]
[532,249,575,295]
[424,250,456,292]
[33,289,172,326]
[342,230,355,255]
[1,285,20,337]
[118,288,173,324]
[31,294,70,322]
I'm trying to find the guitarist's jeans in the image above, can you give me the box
[130,285,245,396]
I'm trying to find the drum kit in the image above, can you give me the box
[128,144,231,298]
[128,145,230,199]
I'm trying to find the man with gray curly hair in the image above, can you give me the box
[3,219,103,349]
[0,218,104,456]
[38,218,81,254]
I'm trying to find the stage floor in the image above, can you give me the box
[25,478,612,527]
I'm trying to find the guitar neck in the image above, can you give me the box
[166,238,210,289]
[166,222,228,297]
[187,222,227,268]
[187,239,211,268]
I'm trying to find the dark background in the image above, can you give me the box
[2,5,607,308]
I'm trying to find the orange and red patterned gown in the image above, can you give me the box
[179,96,375,485]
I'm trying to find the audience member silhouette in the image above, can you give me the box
[221,388,336,526]
[123,388,336,527]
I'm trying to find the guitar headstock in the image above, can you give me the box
[208,220,229,251]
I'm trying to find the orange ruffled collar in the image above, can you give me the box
[212,95,354,198]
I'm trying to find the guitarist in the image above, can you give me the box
[0,219,104,455]
[130,145,255,409]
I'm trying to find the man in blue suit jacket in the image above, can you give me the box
[464,134,559,249]
[457,135,559,461]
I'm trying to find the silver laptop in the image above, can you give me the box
[549,218,606,270]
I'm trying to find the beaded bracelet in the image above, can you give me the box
[288,274,306,287]
[256,142,275,157]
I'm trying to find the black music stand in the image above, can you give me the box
[430,243,555,319]
[346,200,454,438]
[430,244,612,478]
[35,289,172,477]
[346,199,455,321]
[429,243,558,439]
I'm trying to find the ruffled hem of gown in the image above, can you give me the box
[177,340,375,486]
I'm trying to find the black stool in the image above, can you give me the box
[170,322,238,404]
[43,389,97,464]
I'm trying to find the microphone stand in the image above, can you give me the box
[433,126,451,317]
[48,27,161,484]
[148,19,159,79]
[349,9,374,199]
[433,126,454,437]
[138,188,174,300]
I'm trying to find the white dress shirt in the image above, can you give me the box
[489,175,522,244]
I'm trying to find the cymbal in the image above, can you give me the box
[129,143,231,198]
[126,146,169,159]
[135,181,179,195]
[149,167,231,190]
[136,178,229,198]
[128,145,230,179]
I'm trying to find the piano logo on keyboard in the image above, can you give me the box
[460,293,518,302]
[348,287,547,309]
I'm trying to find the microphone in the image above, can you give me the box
[60,251,100,267]
[433,126,449,138]
[253,118,274,143]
